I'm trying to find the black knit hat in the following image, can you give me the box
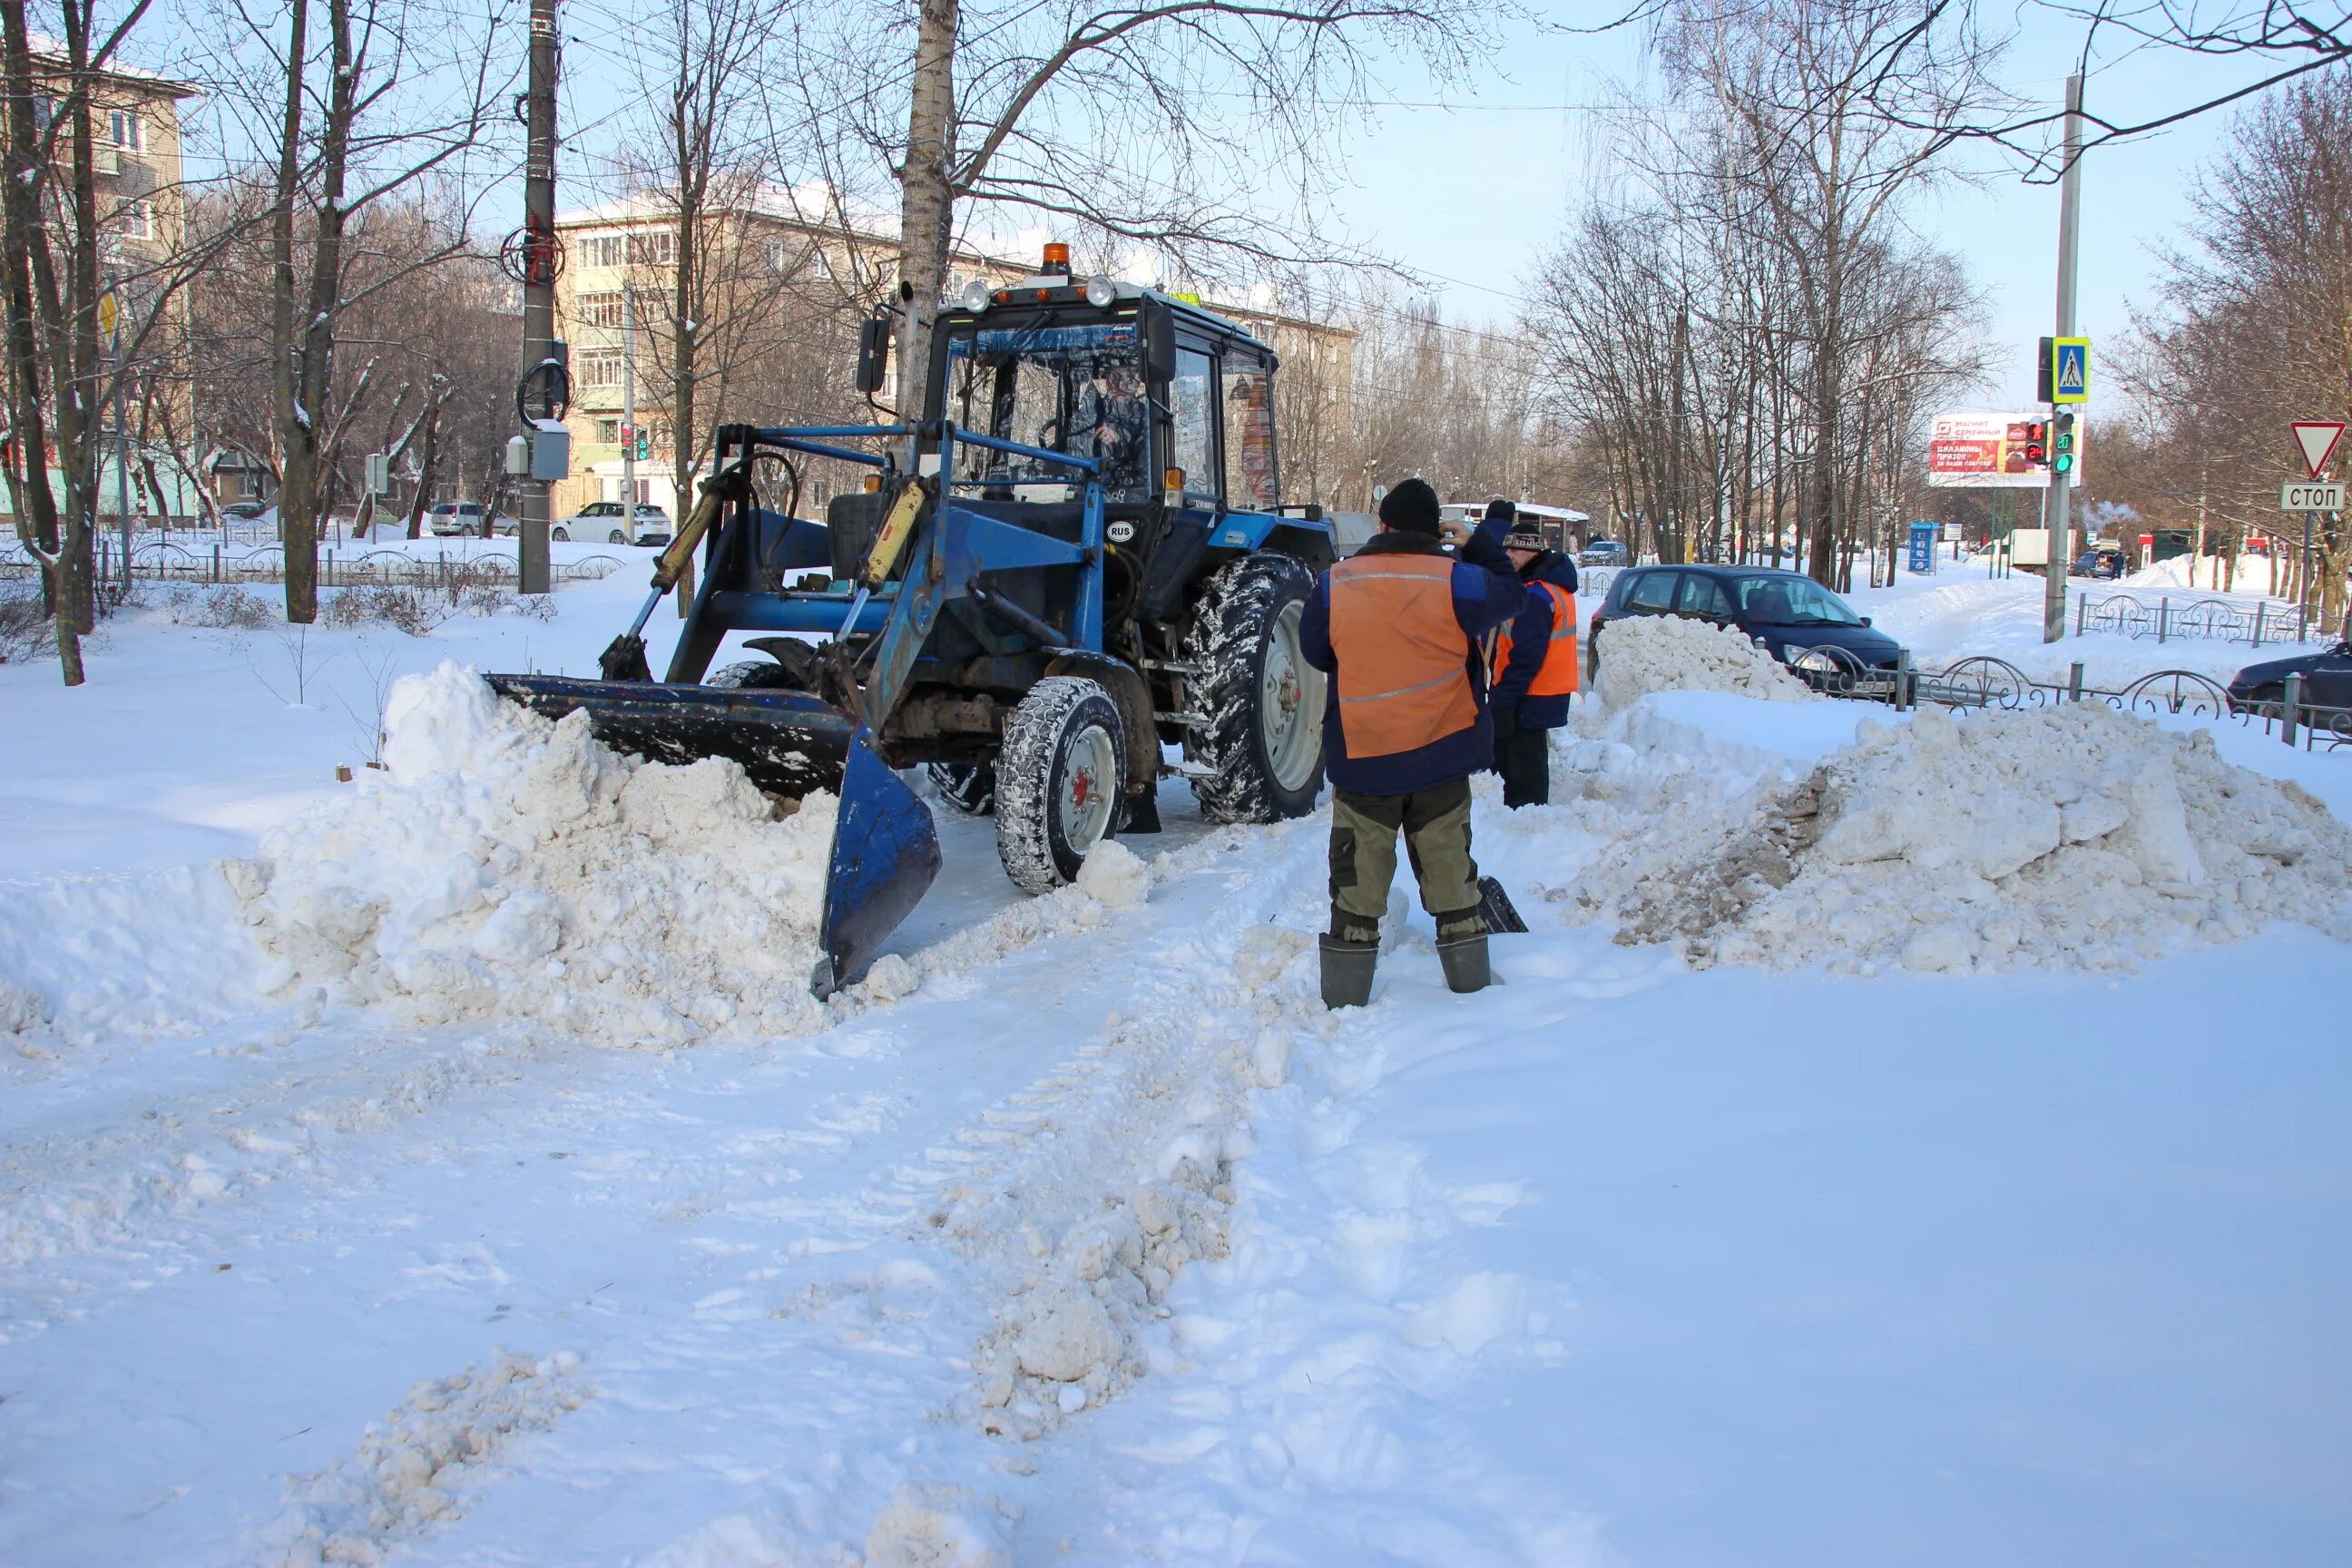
[1485,497,1516,523]
[1378,476,1441,536]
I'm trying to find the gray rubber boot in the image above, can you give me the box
[1319,935,1378,1009]
[1436,932,1490,994]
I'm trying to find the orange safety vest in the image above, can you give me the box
[1487,582,1580,697]
[1326,553,1479,759]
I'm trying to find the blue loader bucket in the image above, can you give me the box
[818,729,944,995]
[485,673,941,994]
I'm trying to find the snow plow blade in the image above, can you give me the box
[484,673,941,993]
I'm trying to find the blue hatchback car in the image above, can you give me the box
[1589,564,1904,688]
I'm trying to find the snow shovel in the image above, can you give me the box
[1476,876,1528,935]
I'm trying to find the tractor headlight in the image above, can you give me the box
[1084,275,1115,309]
[958,279,991,313]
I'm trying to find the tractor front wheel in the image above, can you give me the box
[1182,553,1327,823]
[996,677,1125,894]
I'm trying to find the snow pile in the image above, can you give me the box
[864,1485,1013,1568]
[229,663,837,1044]
[1595,613,1815,710]
[1581,702,2352,974]
[264,1351,586,1566]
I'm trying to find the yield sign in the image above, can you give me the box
[2291,420,2346,478]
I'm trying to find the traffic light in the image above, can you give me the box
[2036,337,2054,404]
[2020,420,2048,466]
[635,432,650,460]
[2051,412,2076,475]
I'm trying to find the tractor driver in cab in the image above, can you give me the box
[1069,361,1148,493]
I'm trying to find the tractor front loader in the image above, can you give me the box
[491,248,1337,994]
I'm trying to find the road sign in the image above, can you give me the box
[2290,421,2345,478]
[97,290,119,339]
[2280,481,2345,512]
[2051,337,2089,403]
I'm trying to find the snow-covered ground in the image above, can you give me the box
[3,576,2349,1566]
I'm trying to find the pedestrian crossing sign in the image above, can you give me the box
[2052,337,2089,404]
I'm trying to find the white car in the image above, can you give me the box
[426,501,511,537]
[554,501,672,544]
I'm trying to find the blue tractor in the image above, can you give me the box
[491,250,1337,992]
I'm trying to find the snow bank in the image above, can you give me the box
[230,663,837,1044]
[262,1350,586,1567]
[1595,613,1814,711]
[1577,702,2352,974]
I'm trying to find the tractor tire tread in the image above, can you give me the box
[996,675,1123,895]
[1181,552,1323,824]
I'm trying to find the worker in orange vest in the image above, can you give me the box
[1469,502,1579,808]
[1298,477,1530,1006]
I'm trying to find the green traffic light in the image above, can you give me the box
[2053,454,2074,474]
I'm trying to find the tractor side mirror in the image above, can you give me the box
[1143,308,1175,383]
[854,315,892,394]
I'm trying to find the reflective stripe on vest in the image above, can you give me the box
[1487,582,1580,698]
[1326,554,1478,759]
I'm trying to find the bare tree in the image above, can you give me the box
[804,0,1501,410]
[199,0,515,622]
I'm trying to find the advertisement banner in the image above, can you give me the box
[1926,411,2085,488]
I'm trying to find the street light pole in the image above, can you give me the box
[515,0,559,593]
[622,279,636,523]
[2042,72,2084,643]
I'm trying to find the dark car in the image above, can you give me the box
[2071,547,2126,579]
[220,499,271,521]
[2227,641,2352,715]
[1578,538,1629,567]
[1589,564,1904,691]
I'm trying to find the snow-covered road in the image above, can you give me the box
[3,577,2349,1565]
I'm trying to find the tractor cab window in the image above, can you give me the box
[1168,347,1215,505]
[1222,358,1277,511]
[944,322,1150,501]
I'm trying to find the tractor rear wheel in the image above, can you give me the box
[926,761,996,816]
[996,676,1125,894]
[1181,553,1326,823]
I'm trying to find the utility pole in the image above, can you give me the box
[2041,72,2084,643]
[105,287,130,599]
[622,279,636,525]
[516,0,559,594]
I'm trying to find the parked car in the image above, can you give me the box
[2071,547,2127,579]
[554,500,672,545]
[220,499,271,522]
[1578,538,1629,567]
[2227,640,2352,715]
[426,502,508,537]
[1588,564,1904,691]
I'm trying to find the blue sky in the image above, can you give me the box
[1318,7,2247,410]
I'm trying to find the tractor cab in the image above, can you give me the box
[924,259,1329,623]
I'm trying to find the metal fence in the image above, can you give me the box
[2076,591,2327,649]
[1,541,622,591]
[1787,642,2352,753]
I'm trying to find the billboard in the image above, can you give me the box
[1926,410,2086,488]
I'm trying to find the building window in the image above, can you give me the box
[577,348,625,388]
[108,108,144,152]
[114,198,152,240]
[576,289,623,328]
[627,229,674,267]
[595,417,622,444]
[577,233,623,270]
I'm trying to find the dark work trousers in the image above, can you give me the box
[1327,778,1482,944]
[1494,725,1552,808]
